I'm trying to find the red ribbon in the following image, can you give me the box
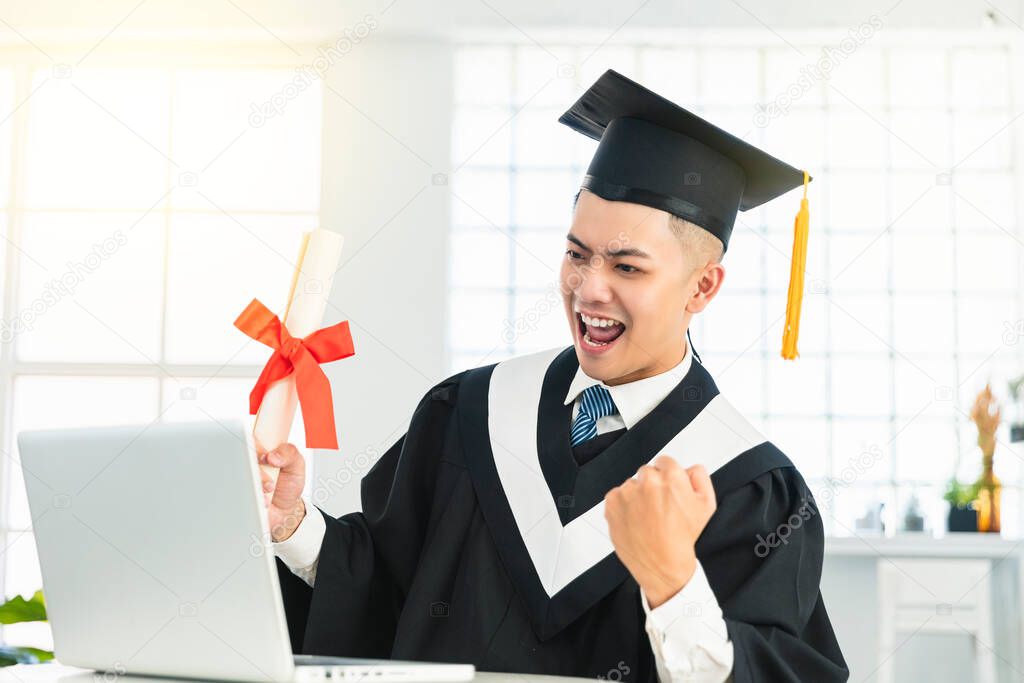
[234,299,355,450]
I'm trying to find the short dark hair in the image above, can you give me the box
[572,188,723,263]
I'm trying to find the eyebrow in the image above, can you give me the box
[566,233,651,259]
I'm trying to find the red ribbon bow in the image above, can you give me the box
[234,299,355,449]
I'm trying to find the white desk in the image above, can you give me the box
[823,533,1024,682]
[0,663,593,683]
[826,532,1024,558]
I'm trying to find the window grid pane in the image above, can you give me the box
[0,63,323,647]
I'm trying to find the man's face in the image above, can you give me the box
[560,190,706,385]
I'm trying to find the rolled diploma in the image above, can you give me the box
[254,228,345,485]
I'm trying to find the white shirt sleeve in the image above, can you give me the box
[640,561,734,683]
[271,499,326,588]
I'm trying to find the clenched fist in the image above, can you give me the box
[604,455,717,608]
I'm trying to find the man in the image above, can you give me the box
[261,70,848,682]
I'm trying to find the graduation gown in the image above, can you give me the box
[276,346,848,682]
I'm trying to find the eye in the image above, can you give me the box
[565,249,584,260]
[616,263,639,273]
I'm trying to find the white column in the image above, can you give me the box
[313,35,455,516]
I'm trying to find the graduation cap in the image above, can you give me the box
[559,69,812,360]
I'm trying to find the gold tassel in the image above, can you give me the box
[781,171,810,360]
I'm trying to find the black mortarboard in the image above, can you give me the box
[558,69,809,251]
[559,69,813,360]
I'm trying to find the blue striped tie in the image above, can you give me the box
[570,385,618,447]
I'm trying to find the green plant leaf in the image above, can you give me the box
[0,654,24,667]
[943,478,981,507]
[19,648,53,663]
[0,590,46,624]
[0,645,51,666]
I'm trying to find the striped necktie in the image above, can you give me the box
[570,384,618,447]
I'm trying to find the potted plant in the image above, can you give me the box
[0,590,52,666]
[943,478,978,532]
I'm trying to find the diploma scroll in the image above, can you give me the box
[244,228,346,485]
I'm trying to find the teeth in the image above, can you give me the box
[579,313,623,328]
[583,332,611,346]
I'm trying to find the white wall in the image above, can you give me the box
[313,36,454,516]
[0,0,1020,42]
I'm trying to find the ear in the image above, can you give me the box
[685,262,725,314]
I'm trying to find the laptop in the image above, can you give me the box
[18,419,474,683]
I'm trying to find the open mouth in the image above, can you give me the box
[576,311,626,354]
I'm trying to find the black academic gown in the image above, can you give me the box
[277,347,848,682]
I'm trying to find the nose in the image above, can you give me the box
[572,261,614,304]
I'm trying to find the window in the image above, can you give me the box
[448,36,1024,536]
[0,61,323,648]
